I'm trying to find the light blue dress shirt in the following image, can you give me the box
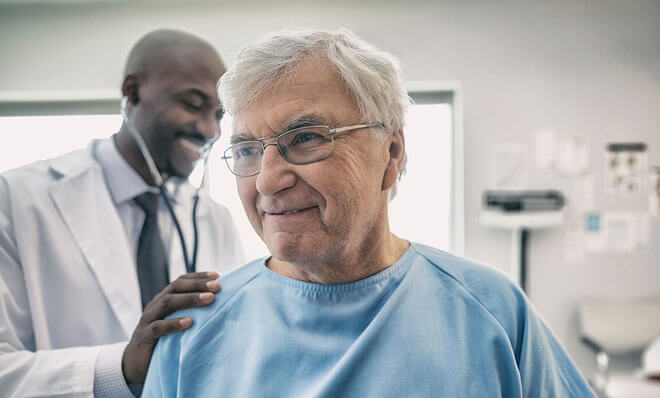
[143,243,594,397]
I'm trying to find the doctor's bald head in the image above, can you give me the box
[123,29,222,83]
[118,29,226,181]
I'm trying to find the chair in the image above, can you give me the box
[579,298,660,398]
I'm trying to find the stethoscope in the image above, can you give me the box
[120,96,219,274]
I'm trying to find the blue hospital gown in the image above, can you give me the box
[143,243,595,397]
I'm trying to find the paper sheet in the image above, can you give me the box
[585,211,650,253]
[534,129,556,170]
[556,136,590,176]
[605,143,648,195]
[650,168,660,218]
[569,174,595,213]
[564,225,586,264]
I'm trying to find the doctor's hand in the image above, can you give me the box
[121,271,221,385]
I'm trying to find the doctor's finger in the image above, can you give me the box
[178,271,220,280]
[144,317,193,341]
[147,292,216,320]
[166,276,222,294]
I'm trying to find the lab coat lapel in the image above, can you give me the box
[49,156,141,336]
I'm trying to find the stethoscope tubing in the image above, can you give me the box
[159,185,199,274]
[121,96,200,274]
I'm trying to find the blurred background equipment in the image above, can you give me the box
[483,190,565,212]
[579,298,660,398]
[481,190,565,292]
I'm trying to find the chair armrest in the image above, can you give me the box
[582,336,604,353]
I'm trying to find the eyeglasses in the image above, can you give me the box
[222,122,384,177]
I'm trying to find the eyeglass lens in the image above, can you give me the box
[224,126,334,176]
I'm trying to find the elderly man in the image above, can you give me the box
[142,28,594,397]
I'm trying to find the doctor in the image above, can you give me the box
[0,29,245,397]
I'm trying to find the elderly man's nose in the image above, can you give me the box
[255,144,295,195]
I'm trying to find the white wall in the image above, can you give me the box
[1,0,659,378]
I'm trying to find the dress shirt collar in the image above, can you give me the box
[94,137,188,205]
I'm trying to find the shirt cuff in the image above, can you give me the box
[93,341,135,398]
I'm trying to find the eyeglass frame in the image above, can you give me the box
[222,122,385,177]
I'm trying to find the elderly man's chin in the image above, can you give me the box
[262,232,318,263]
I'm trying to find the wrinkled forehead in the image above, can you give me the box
[231,58,358,139]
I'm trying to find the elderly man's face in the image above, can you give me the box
[234,57,397,267]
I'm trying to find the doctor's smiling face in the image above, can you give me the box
[120,31,226,182]
[233,56,405,283]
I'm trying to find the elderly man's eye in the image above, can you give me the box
[290,132,324,147]
[235,145,260,159]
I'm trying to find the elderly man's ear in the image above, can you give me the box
[381,129,405,192]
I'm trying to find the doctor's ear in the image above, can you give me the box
[121,75,140,105]
[381,129,406,192]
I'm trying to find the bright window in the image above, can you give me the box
[0,114,120,172]
[0,101,454,262]
[389,104,452,251]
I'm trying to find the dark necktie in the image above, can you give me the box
[134,192,169,309]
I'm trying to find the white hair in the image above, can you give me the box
[218,27,409,196]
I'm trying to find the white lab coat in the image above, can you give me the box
[0,144,245,397]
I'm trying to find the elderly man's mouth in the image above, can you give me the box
[264,206,317,216]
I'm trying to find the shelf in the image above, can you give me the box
[479,210,564,230]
